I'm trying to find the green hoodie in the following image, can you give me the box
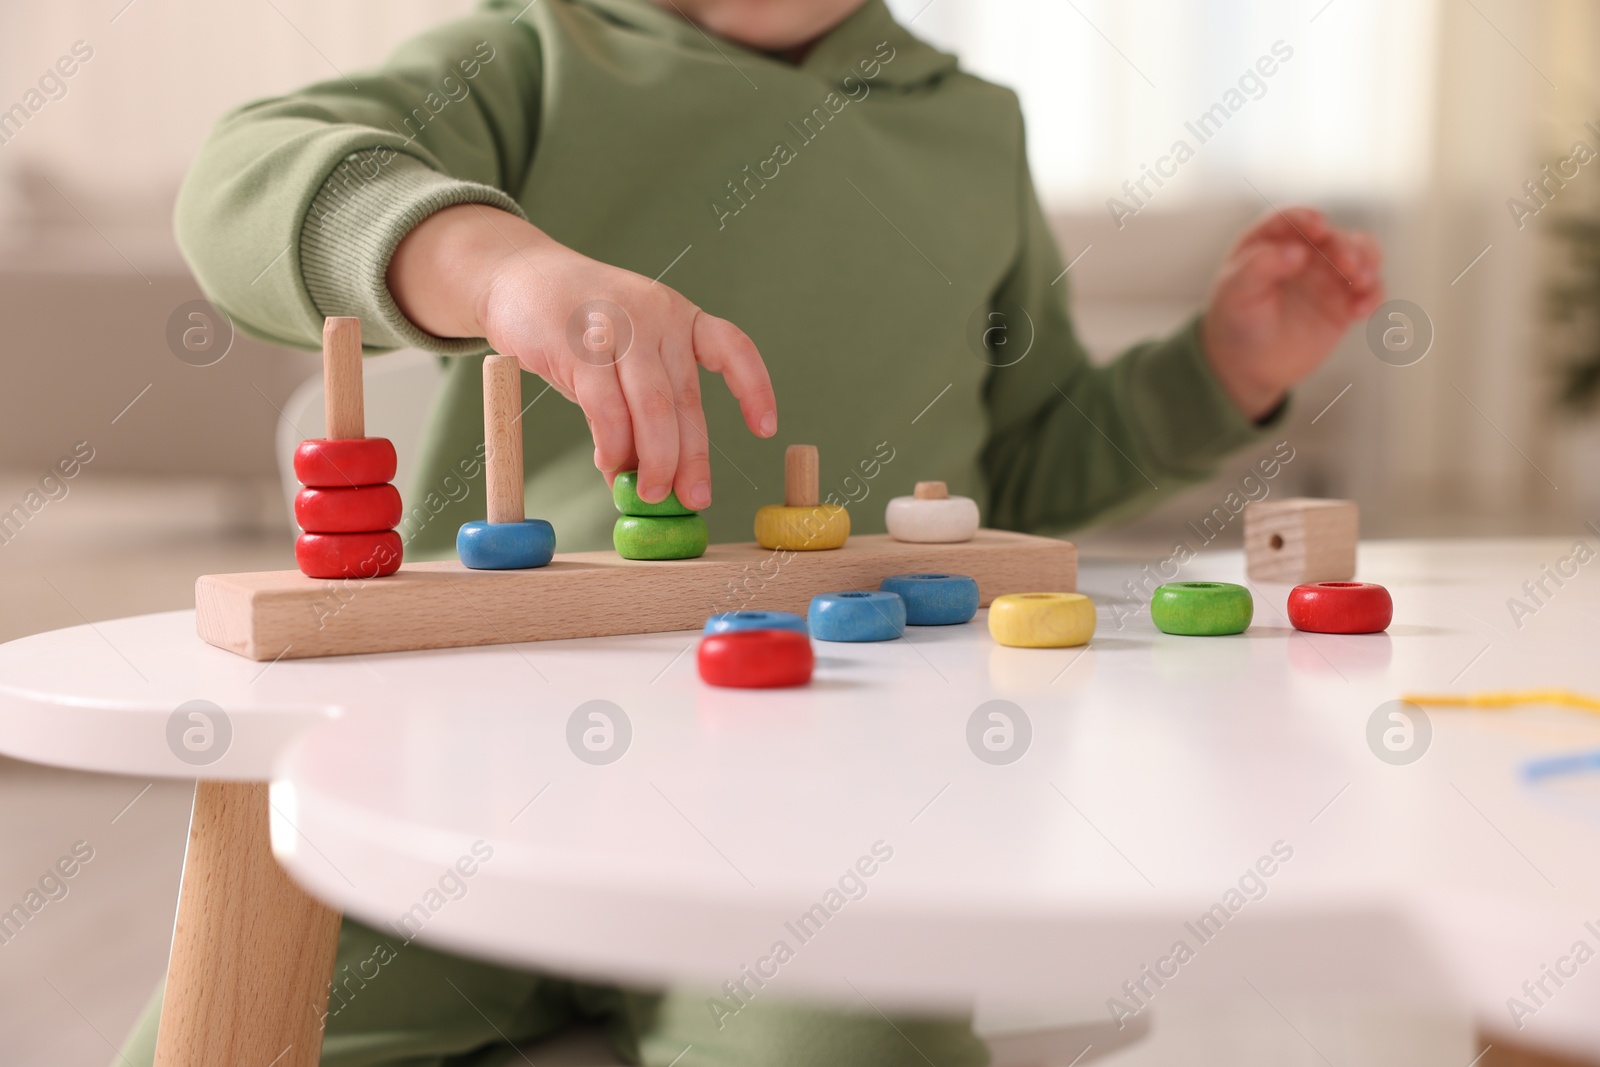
[174,0,1274,559]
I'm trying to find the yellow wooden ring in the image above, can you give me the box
[987,592,1095,648]
[754,504,849,551]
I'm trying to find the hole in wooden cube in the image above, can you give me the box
[1244,498,1358,584]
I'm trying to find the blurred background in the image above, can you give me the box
[2,0,1598,1062]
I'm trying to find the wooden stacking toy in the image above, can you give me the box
[697,628,815,688]
[885,481,980,544]
[1150,582,1253,636]
[988,592,1095,648]
[455,356,556,570]
[1244,498,1358,583]
[612,472,707,560]
[1288,581,1392,634]
[292,318,403,580]
[754,445,849,551]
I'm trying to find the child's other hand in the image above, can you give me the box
[389,205,777,510]
[1199,207,1384,420]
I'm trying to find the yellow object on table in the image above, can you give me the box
[753,504,850,551]
[987,592,1096,648]
[1401,689,1600,715]
[754,444,850,551]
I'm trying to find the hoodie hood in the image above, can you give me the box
[563,0,960,91]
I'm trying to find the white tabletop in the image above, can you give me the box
[0,609,342,780]
[3,540,1597,1054]
[255,539,1600,1060]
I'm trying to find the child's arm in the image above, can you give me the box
[174,13,538,355]
[982,166,1381,533]
[174,12,773,509]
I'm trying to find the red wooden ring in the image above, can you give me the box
[295,531,403,580]
[295,484,402,534]
[697,629,814,689]
[294,437,397,489]
[1287,581,1392,634]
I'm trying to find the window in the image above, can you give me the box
[886,0,1439,210]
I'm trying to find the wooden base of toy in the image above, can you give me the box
[154,781,341,1067]
[196,530,1077,660]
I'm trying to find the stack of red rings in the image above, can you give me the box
[292,437,403,579]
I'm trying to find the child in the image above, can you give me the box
[129,0,1383,1063]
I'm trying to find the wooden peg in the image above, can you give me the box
[784,445,819,508]
[914,481,948,500]
[321,317,364,441]
[483,355,525,525]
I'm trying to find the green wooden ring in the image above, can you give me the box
[612,471,694,516]
[614,514,708,560]
[1150,582,1253,636]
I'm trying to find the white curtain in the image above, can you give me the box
[885,0,1439,209]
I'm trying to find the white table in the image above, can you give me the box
[2,540,1597,1064]
[270,539,1600,1063]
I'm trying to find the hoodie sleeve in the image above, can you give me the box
[173,12,541,355]
[981,141,1286,534]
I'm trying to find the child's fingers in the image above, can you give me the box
[573,364,636,477]
[1310,230,1376,289]
[692,312,778,438]
[661,335,713,511]
[1223,239,1309,304]
[1346,230,1384,285]
[615,340,682,504]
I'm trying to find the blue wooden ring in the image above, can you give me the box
[704,610,809,636]
[807,591,906,642]
[879,573,980,626]
[456,519,556,570]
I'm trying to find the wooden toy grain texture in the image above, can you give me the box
[321,317,364,441]
[1243,497,1358,583]
[482,354,524,525]
[195,530,1077,660]
[153,781,341,1067]
[784,444,819,507]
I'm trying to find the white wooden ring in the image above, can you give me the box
[884,495,980,543]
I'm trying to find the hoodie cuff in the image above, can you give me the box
[299,149,526,355]
[1118,314,1288,473]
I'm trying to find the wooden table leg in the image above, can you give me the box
[155,781,342,1067]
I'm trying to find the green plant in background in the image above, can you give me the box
[1549,215,1600,410]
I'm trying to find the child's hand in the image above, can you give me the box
[389,205,777,510]
[1199,207,1385,420]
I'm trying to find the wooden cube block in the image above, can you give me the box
[1243,498,1358,584]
